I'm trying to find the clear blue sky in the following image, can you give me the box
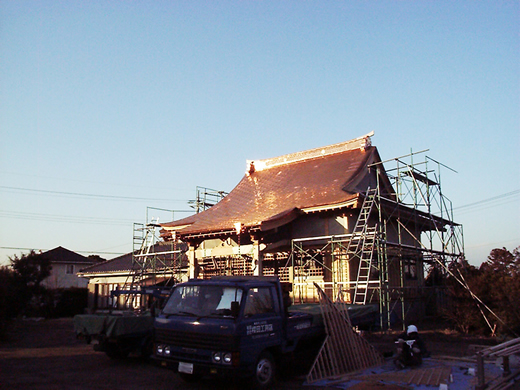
[1,1,518,267]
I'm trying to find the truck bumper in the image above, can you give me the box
[152,356,252,379]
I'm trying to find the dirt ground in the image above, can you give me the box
[363,326,498,359]
[0,318,497,390]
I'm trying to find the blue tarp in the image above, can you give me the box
[306,358,506,389]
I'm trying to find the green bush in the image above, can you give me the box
[52,288,88,317]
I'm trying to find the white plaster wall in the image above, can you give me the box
[42,263,90,289]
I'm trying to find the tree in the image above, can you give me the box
[477,246,520,335]
[0,264,32,337]
[0,266,20,326]
[8,251,52,317]
[482,247,516,275]
[442,247,520,336]
[442,258,483,334]
[10,250,51,290]
[88,255,105,263]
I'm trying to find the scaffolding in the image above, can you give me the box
[189,186,229,213]
[118,221,187,309]
[288,150,464,329]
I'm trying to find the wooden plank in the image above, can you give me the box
[306,283,384,383]
[492,344,520,357]
[481,337,520,356]
[424,368,435,385]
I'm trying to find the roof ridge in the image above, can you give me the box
[247,131,373,174]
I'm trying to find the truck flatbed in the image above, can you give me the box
[74,312,154,339]
[73,312,154,358]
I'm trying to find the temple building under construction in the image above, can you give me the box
[79,132,464,328]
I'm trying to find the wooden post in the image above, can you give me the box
[502,355,510,376]
[188,245,197,279]
[253,239,262,276]
[476,352,485,390]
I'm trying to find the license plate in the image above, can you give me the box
[178,362,194,374]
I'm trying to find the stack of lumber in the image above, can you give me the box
[306,283,383,383]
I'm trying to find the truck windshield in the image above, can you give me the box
[162,285,243,318]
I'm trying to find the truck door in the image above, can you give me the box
[239,286,282,367]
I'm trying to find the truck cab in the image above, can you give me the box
[153,276,323,388]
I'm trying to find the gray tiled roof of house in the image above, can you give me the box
[41,246,95,264]
[78,242,181,274]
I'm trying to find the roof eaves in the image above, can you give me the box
[161,223,193,231]
[51,260,96,265]
[302,197,359,214]
[179,228,239,240]
[77,270,132,277]
[259,207,302,232]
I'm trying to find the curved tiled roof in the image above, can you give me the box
[162,135,378,237]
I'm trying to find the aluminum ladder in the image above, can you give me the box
[347,188,379,305]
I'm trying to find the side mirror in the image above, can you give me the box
[230,301,240,318]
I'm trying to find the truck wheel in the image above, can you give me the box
[105,343,129,359]
[253,351,275,389]
[139,336,153,360]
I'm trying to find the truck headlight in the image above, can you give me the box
[212,351,232,365]
[156,344,164,355]
[212,352,222,363]
[164,346,171,356]
[223,352,232,365]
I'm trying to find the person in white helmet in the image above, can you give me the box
[394,324,428,369]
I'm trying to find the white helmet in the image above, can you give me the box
[407,325,418,334]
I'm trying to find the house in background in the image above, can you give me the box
[77,251,134,310]
[40,246,103,289]
[77,242,183,310]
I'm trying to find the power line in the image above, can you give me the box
[0,170,192,192]
[465,238,520,250]
[455,197,520,216]
[0,185,187,202]
[1,246,46,252]
[0,210,136,226]
[0,207,193,225]
[454,189,520,211]
[0,246,126,256]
